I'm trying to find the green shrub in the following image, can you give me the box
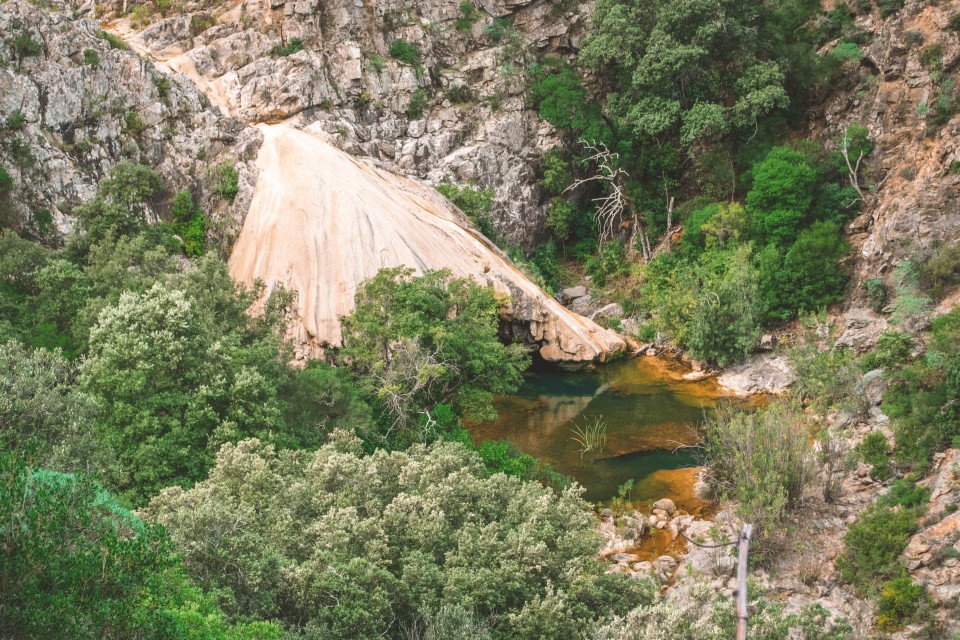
[876,0,904,17]
[863,278,888,312]
[123,111,145,135]
[916,242,960,300]
[97,30,129,50]
[188,13,215,37]
[948,12,960,31]
[5,109,26,130]
[702,400,813,561]
[484,17,515,44]
[212,162,239,203]
[858,430,892,479]
[437,182,496,239]
[366,53,384,72]
[82,48,100,67]
[153,76,171,100]
[455,0,480,31]
[876,578,926,632]
[12,31,42,59]
[389,38,422,67]
[445,84,474,104]
[831,42,863,61]
[789,323,865,414]
[270,37,303,57]
[861,331,914,371]
[836,504,918,594]
[877,478,929,509]
[406,88,428,119]
[585,240,626,287]
[919,43,943,70]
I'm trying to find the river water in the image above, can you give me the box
[467,356,727,509]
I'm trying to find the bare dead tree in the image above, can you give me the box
[840,127,867,204]
[840,125,903,210]
[564,140,651,260]
[665,195,675,254]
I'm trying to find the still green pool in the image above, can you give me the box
[467,356,724,504]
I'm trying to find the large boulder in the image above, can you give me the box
[717,354,795,396]
[229,124,625,365]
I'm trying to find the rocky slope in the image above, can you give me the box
[98,0,593,247]
[810,0,960,313]
[228,120,623,361]
[0,0,623,364]
[0,0,259,242]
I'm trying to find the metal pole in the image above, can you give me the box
[734,523,753,640]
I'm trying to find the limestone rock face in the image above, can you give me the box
[717,354,795,396]
[0,0,258,239]
[228,123,624,364]
[809,0,960,305]
[100,0,597,249]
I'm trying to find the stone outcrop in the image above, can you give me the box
[0,0,258,239]
[716,354,796,396]
[809,0,960,304]
[228,122,624,363]
[97,0,596,248]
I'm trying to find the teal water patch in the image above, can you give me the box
[467,356,721,503]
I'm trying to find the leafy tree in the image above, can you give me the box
[685,246,762,366]
[80,263,295,503]
[145,435,653,639]
[746,146,818,245]
[579,0,815,148]
[0,451,282,639]
[0,341,109,474]
[340,268,529,447]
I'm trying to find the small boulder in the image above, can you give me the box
[600,508,614,521]
[652,498,677,516]
[591,303,624,322]
[563,285,587,299]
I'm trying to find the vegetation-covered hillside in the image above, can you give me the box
[2,0,960,637]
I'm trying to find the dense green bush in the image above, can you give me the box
[836,504,918,595]
[0,452,281,639]
[882,307,960,468]
[455,0,481,31]
[145,436,652,639]
[406,87,428,119]
[585,240,626,286]
[436,182,496,240]
[685,246,761,366]
[746,146,818,245]
[340,267,528,447]
[916,242,960,300]
[861,331,913,371]
[876,578,927,632]
[389,38,422,67]
[212,162,239,203]
[270,37,303,56]
[857,430,893,480]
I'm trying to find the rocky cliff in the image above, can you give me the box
[810,0,960,311]
[228,121,623,362]
[0,0,623,364]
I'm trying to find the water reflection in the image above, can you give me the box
[467,356,724,504]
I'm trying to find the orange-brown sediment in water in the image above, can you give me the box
[467,355,742,505]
